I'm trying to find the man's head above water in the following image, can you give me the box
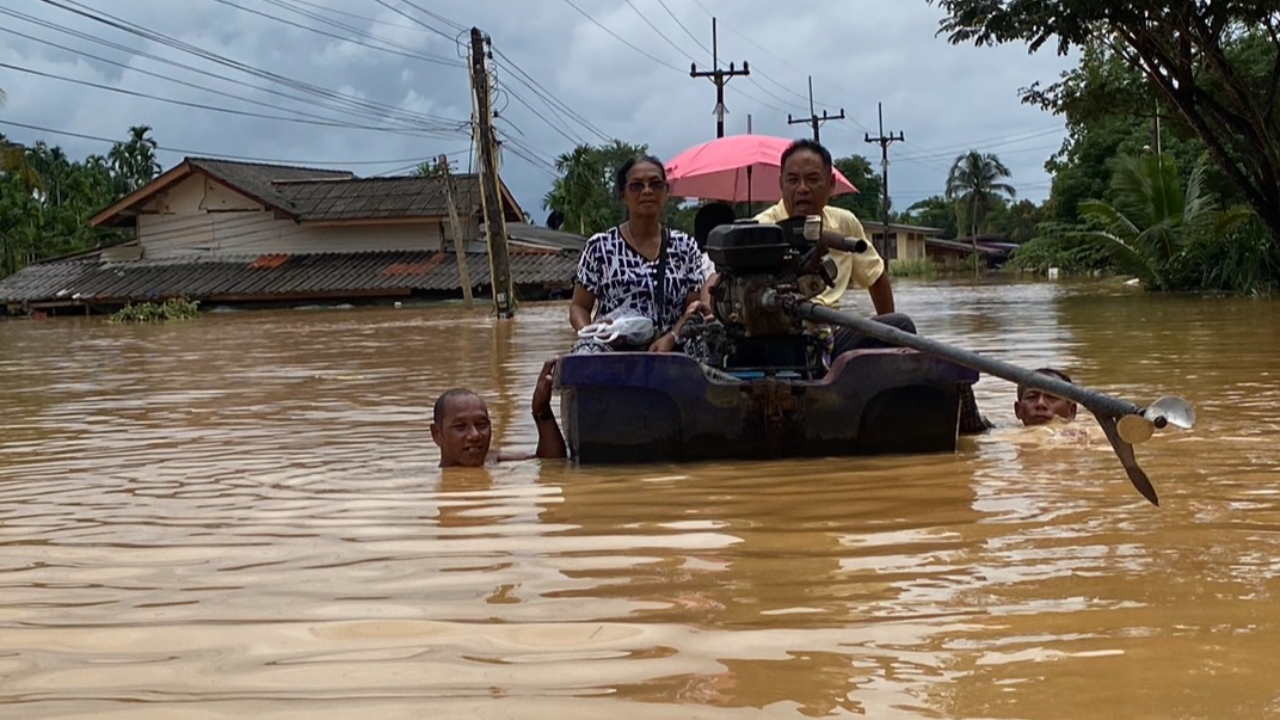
[431,388,492,467]
[1014,368,1078,426]
[779,138,835,217]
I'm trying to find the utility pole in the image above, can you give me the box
[787,76,844,142]
[438,154,474,309]
[469,27,515,318]
[864,102,904,261]
[690,18,749,138]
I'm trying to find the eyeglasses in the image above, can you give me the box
[626,179,668,194]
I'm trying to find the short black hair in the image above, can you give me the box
[432,388,485,425]
[780,138,833,173]
[1017,368,1074,398]
[614,154,666,197]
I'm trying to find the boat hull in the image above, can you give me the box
[555,349,980,464]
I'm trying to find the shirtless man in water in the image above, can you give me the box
[1014,368,1079,426]
[431,359,567,467]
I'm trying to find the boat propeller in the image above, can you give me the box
[1116,396,1197,445]
[763,291,1197,506]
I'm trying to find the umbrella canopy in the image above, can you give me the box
[664,134,858,203]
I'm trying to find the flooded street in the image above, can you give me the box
[1,279,1278,719]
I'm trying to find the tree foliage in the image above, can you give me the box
[902,195,959,238]
[929,0,1280,266]
[829,155,884,221]
[542,140,654,235]
[0,127,160,278]
[945,151,1017,236]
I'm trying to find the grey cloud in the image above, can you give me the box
[0,0,1076,221]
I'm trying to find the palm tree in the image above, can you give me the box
[1074,152,1251,290]
[543,145,607,235]
[945,151,1017,268]
[107,125,161,194]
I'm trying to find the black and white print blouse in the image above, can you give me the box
[575,226,708,334]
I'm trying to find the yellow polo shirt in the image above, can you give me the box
[753,202,885,307]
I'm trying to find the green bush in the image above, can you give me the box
[110,297,200,323]
[890,257,940,277]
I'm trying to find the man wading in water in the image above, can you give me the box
[431,359,567,467]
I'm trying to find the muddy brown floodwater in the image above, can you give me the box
[1,279,1278,719]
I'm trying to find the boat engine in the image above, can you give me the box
[693,214,866,377]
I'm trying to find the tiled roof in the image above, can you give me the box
[0,250,577,305]
[93,157,517,227]
[187,157,354,214]
[275,175,483,221]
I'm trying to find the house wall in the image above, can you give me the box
[926,245,968,268]
[134,175,477,258]
[894,232,929,261]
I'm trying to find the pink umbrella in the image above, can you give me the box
[664,134,858,204]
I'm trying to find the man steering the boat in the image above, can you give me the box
[752,138,917,363]
[431,359,567,468]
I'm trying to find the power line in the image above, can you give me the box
[0,119,469,166]
[865,102,905,259]
[36,0,467,131]
[896,128,1065,165]
[0,6,459,133]
[655,0,711,59]
[690,17,751,138]
[0,61,466,139]
[0,26,455,139]
[490,48,612,143]
[369,0,461,44]
[622,0,699,65]
[394,0,468,32]
[787,76,844,142]
[560,0,686,73]
[205,0,464,67]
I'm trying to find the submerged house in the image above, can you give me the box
[859,221,1013,269]
[0,157,584,314]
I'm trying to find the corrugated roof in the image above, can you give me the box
[505,222,587,251]
[0,250,577,304]
[276,175,484,221]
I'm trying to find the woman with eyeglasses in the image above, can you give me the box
[569,154,712,354]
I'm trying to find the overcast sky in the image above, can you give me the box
[0,0,1077,223]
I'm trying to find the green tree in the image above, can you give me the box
[945,150,1016,238]
[829,155,884,221]
[1072,152,1252,290]
[901,195,959,238]
[928,0,1280,266]
[1,127,144,279]
[542,140,655,235]
[413,158,451,178]
[107,125,160,194]
[987,198,1048,243]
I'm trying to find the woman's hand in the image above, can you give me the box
[648,331,677,353]
[684,299,714,319]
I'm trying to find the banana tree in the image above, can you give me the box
[1075,152,1252,290]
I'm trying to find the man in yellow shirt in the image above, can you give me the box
[753,139,917,361]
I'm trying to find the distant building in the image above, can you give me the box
[860,221,944,263]
[0,157,585,314]
[858,221,1013,269]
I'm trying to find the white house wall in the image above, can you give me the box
[134,174,459,258]
[137,212,446,258]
